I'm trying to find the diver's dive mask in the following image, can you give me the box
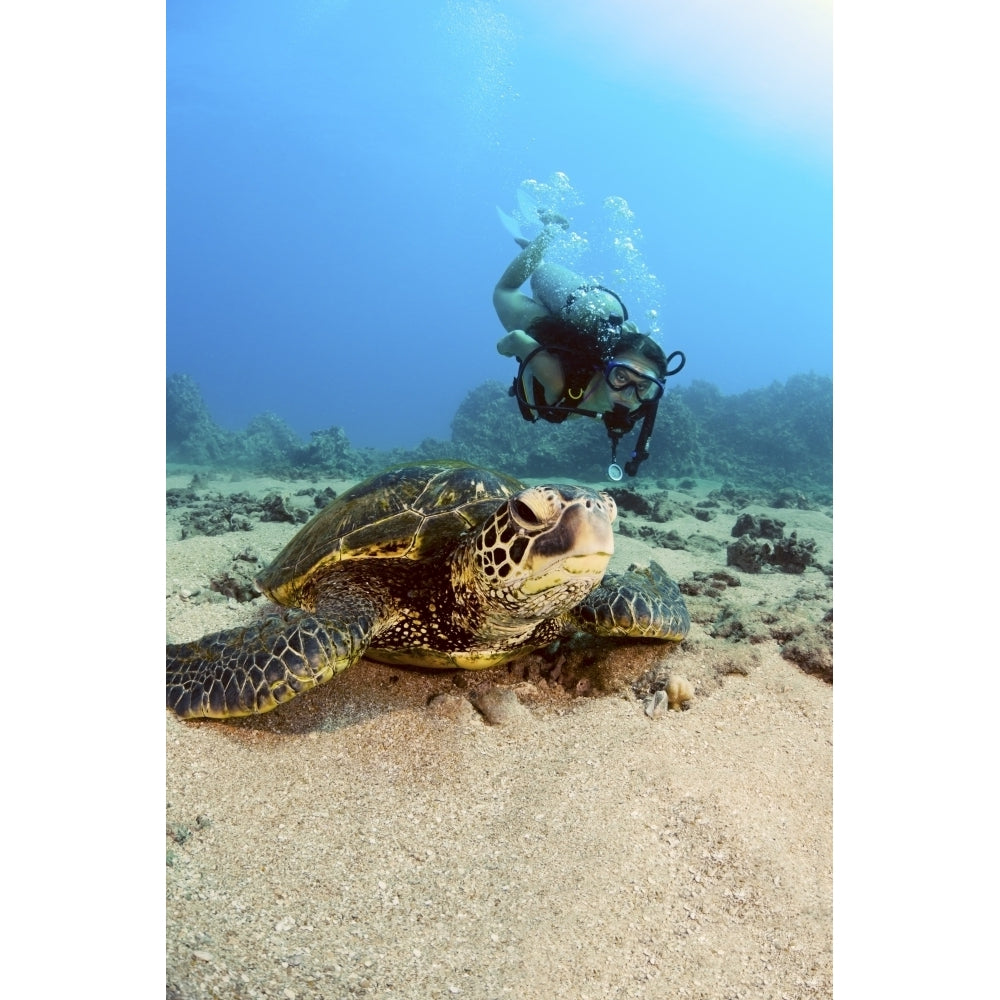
[603,361,665,402]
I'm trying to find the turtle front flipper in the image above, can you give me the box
[167,605,377,720]
[570,560,690,642]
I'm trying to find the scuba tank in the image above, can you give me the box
[530,262,630,353]
[530,262,591,315]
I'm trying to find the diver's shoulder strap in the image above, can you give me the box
[511,345,599,424]
[509,377,536,422]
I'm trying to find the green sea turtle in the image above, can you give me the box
[166,462,689,719]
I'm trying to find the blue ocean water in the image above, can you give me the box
[167,0,831,451]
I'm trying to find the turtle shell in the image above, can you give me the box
[256,462,525,607]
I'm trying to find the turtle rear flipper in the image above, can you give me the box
[570,561,690,642]
[166,604,377,720]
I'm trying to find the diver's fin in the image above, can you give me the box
[496,204,526,245]
[516,187,540,222]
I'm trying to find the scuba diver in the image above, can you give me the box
[494,215,685,480]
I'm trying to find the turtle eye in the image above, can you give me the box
[509,498,544,528]
[508,489,562,529]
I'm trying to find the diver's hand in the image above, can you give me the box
[497,330,539,358]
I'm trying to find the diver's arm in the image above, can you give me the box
[492,224,562,332]
[497,331,567,406]
[524,350,567,405]
[498,337,568,409]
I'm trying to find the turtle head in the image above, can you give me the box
[466,484,617,623]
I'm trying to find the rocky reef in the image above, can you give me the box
[166,374,238,465]
[166,371,833,496]
[167,374,385,479]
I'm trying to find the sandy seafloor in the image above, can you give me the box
[166,466,833,999]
